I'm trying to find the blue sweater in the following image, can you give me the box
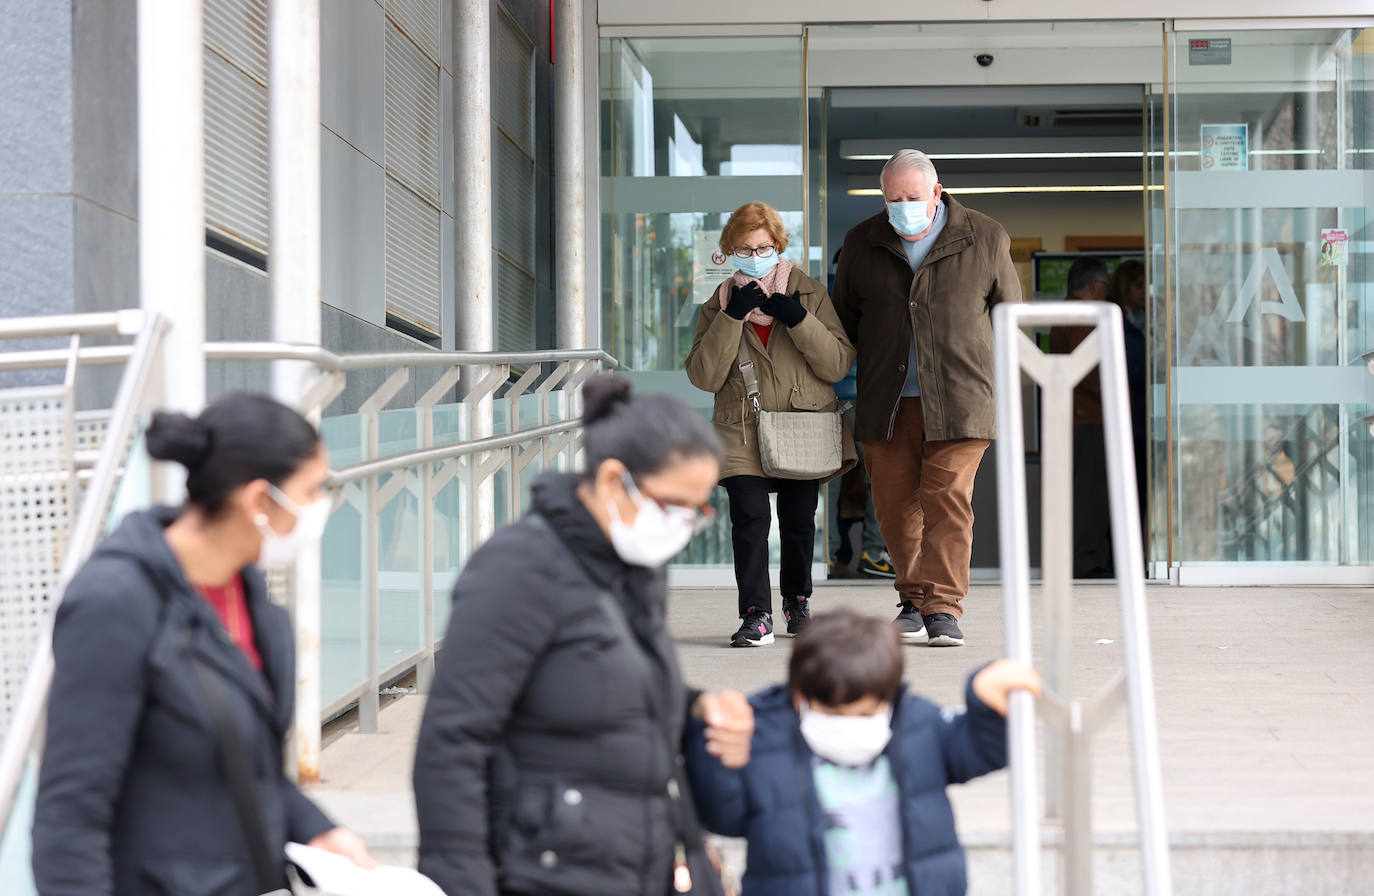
[684,674,1007,896]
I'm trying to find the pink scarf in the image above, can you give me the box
[724,259,794,326]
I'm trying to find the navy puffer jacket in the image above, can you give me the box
[683,674,1007,896]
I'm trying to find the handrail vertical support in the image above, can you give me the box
[995,302,1173,896]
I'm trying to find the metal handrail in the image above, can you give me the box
[0,345,136,371]
[993,301,1172,896]
[0,309,146,341]
[328,419,581,486]
[0,312,169,831]
[205,341,618,371]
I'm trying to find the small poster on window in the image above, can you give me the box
[692,230,735,304]
[1321,229,1349,267]
[1200,123,1248,171]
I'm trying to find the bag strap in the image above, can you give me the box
[190,649,290,895]
[735,339,761,414]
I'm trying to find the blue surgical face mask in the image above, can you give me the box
[731,251,780,279]
[887,199,934,237]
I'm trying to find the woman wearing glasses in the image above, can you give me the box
[686,201,856,648]
[414,375,755,896]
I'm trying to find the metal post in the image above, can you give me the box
[554,0,587,350]
[1064,706,1093,895]
[1098,309,1173,896]
[1039,339,1074,823]
[993,308,1042,896]
[268,0,324,785]
[455,0,495,542]
[138,0,205,503]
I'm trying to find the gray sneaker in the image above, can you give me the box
[893,602,926,643]
[922,612,965,647]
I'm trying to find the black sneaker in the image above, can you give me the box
[893,602,926,643]
[859,551,897,579]
[730,607,774,647]
[781,596,811,635]
[922,612,965,647]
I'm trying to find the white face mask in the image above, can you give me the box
[606,472,702,568]
[255,484,332,569]
[798,701,894,767]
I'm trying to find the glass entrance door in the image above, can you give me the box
[1163,25,1373,576]
[599,34,809,569]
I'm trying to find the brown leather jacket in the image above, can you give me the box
[832,194,1022,443]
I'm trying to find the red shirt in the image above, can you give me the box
[195,575,264,671]
[751,322,774,347]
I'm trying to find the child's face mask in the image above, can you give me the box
[798,700,894,767]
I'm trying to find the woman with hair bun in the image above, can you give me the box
[414,374,755,896]
[33,392,374,896]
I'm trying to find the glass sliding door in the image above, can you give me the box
[599,34,806,569]
[1165,26,1374,575]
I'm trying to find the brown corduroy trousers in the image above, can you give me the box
[862,398,989,618]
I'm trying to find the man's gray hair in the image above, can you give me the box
[880,149,939,194]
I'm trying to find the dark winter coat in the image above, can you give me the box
[413,472,691,896]
[831,194,1023,444]
[684,675,1007,896]
[32,508,334,896]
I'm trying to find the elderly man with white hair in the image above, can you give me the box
[832,149,1021,647]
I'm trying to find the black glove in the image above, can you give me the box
[761,291,807,327]
[723,281,767,320]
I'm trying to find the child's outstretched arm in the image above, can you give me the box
[683,694,754,837]
[939,660,1041,784]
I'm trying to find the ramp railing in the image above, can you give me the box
[0,310,169,843]
[993,301,1172,896]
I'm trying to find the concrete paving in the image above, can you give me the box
[309,582,1374,893]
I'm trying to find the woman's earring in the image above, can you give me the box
[254,512,270,528]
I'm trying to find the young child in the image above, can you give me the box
[684,609,1040,896]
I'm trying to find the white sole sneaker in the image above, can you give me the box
[899,627,927,643]
[731,632,775,647]
[927,633,964,647]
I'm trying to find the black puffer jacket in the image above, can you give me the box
[32,508,334,896]
[414,472,689,896]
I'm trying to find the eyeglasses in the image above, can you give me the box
[733,245,777,259]
[623,472,716,534]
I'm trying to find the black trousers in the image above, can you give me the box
[721,475,820,617]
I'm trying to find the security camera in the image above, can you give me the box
[976,54,994,67]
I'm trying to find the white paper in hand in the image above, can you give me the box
[285,842,445,896]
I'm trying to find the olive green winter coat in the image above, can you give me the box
[685,267,857,482]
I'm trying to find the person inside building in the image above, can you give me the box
[832,149,1022,648]
[1108,257,1149,558]
[685,201,856,647]
[413,375,754,896]
[32,393,374,896]
[1050,255,1116,578]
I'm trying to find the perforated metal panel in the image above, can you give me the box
[0,386,75,734]
[386,0,440,64]
[204,0,270,254]
[385,175,442,335]
[384,22,441,203]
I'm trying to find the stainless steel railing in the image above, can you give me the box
[202,342,614,779]
[993,301,1172,896]
[0,310,169,833]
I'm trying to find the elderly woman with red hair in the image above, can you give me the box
[686,201,855,648]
